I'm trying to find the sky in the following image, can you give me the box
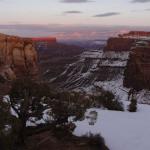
[0,0,150,39]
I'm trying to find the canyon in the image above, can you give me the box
[1,31,150,150]
[0,31,150,102]
[38,31,150,103]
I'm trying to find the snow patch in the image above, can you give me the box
[74,103,150,150]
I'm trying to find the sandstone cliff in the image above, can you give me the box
[104,37,135,51]
[0,33,38,82]
[124,46,150,90]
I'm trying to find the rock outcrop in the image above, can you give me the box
[124,46,150,90]
[104,37,135,51]
[0,33,38,82]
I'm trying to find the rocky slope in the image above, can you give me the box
[36,41,84,81]
[0,33,38,82]
[50,49,129,95]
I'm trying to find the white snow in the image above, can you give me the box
[102,51,129,60]
[99,51,129,67]
[100,60,127,67]
[94,76,129,102]
[74,102,150,150]
[26,108,52,127]
[2,95,19,118]
[136,90,150,104]
[81,50,103,59]
[10,107,19,118]
[95,78,150,104]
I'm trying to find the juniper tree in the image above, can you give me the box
[128,98,137,112]
[9,77,50,146]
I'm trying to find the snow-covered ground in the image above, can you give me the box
[74,102,150,150]
[94,77,150,104]
[94,75,129,102]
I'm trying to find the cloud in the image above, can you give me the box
[132,8,150,12]
[93,12,120,17]
[131,0,150,3]
[145,8,150,11]
[64,11,82,14]
[61,0,93,3]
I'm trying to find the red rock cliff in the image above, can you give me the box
[0,33,38,81]
[124,46,150,90]
[104,37,136,51]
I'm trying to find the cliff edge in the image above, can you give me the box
[0,33,38,82]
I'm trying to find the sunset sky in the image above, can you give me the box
[0,0,150,39]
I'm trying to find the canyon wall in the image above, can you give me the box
[124,46,150,90]
[104,37,136,51]
[104,33,150,90]
[0,33,38,82]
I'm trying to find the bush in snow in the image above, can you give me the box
[50,91,88,138]
[128,98,137,112]
[92,91,124,111]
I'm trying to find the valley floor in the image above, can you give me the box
[74,102,150,150]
